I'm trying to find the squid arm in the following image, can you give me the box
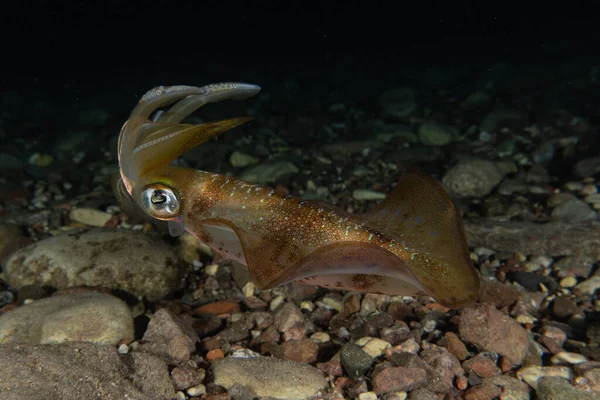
[116,83,480,308]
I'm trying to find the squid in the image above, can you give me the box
[116,83,480,308]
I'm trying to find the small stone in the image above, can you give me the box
[171,365,203,390]
[207,349,225,362]
[280,339,318,363]
[463,353,501,378]
[352,189,386,201]
[536,376,598,400]
[310,332,330,343]
[517,365,574,390]
[270,295,286,311]
[194,301,241,316]
[204,264,219,276]
[242,282,256,298]
[560,276,577,288]
[230,151,259,168]
[459,304,529,365]
[141,308,199,365]
[340,342,374,379]
[551,351,588,365]
[274,302,305,332]
[445,332,469,360]
[69,207,115,227]
[575,276,600,296]
[361,337,392,358]
[358,392,377,400]
[372,366,427,394]
[187,384,206,397]
[118,344,129,354]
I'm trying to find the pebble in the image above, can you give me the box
[230,151,259,168]
[358,392,377,400]
[340,342,374,378]
[551,351,588,365]
[458,304,529,365]
[517,365,574,390]
[0,292,134,345]
[141,308,199,365]
[310,332,330,343]
[442,159,506,198]
[352,189,386,201]
[69,207,115,227]
[559,276,577,288]
[187,384,206,396]
[358,337,392,358]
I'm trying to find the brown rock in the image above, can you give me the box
[445,332,469,360]
[372,366,427,394]
[459,304,529,365]
[274,302,306,332]
[193,301,240,316]
[462,353,501,378]
[171,365,202,390]
[464,381,502,400]
[141,308,199,365]
[280,339,318,363]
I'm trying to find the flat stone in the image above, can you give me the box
[0,342,175,400]
[3,229,182,300]
[464,220,600,258]
[0,292,133,345]
[459,304,529,365]
[212,357,325,400]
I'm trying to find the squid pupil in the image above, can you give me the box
[151,190,167,204]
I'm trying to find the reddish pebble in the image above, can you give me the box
[206,349,224,362]
[194,301,241,316]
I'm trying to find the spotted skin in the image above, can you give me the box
[116,83,480,308]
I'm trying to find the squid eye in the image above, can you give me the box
[140,185,181,219]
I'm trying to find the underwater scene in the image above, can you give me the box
[0,4,599,400]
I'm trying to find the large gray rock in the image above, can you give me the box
[2,229,182,300]
[0,342,175,400]
[0,292,133,345]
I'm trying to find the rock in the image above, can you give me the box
[375,124,418,144]
[238,160,299,184]
[464,220,600,258]
[536,376,599,400]
[479,109,528,133]
[321,140,384,156]
[460,91,492,110]
[141,308,199,365]
[3,229,182,301]
[372,366,427,394]
[280,338,318,363]
[551,198,598,222]
[340,342,374,378]
[352,189,387,200]
[274,302,306,332]
[211,357,325,400]
[463,353,501,378]
[575,276,600,296]
[417,122,454,146]
[230,151,259,168]
[459,304,529,365]
[0,152,24,170]
[574,156,600,178]
[0,292,133,345]
[0,342,175,400]
[516,365,573,390]
[0,224,22,257]
[442,160,506,198]
[170,365,203,390]
[379,88,418,119]
[69,207,116,227]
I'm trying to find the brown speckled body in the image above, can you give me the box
[117,83,481,308]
